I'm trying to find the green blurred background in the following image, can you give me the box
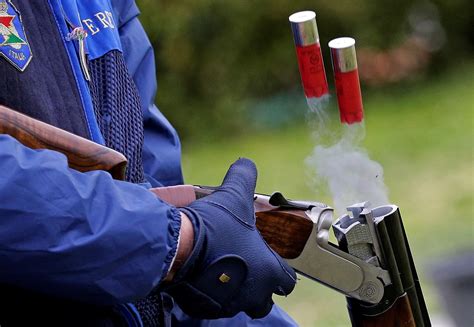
[136,1,473,325]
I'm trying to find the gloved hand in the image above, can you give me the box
[165,158,297,319]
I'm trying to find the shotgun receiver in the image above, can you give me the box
[153,186,431,326]
[0,105,431,326]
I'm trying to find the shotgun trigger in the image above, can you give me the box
[286,206,391,304]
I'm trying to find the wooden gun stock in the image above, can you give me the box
[0,105,127,180]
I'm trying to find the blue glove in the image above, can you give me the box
[165,158,297,319]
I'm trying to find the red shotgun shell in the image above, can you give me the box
[329,37,364,124]
[289,11,329,99]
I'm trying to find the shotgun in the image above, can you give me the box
[0,105,431,326]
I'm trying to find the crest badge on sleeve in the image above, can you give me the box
[0,0,32,71]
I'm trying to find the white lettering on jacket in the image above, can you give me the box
[82,11,115,35]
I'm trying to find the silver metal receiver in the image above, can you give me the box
[286,205,391,304]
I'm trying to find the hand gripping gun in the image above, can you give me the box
[166,187,432,327]
[0,105,431,326]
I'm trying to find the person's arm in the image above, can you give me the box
[0,134,182,305]
[110,3,297,320]
[113,1,184,187]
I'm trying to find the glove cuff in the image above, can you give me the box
[173,207,205,280]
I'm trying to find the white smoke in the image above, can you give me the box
[306,116,389,215]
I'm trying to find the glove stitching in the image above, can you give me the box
[262,234,297,284]
[200,200,256,230]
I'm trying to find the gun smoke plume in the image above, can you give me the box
[305,105,389,215]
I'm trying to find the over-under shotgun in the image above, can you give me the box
[0,105,431,326]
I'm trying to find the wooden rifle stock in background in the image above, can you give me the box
[0,105,430,326]
[0,105,127,180]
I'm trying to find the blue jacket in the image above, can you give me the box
[0,0,297,325]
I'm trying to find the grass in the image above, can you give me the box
[180,62,474,326]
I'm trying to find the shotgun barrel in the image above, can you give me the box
[334,204,431,327]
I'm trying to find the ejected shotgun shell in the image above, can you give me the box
[289,11,329,99]
[329,37,364,124]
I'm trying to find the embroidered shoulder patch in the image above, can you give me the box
[0,0,32,71]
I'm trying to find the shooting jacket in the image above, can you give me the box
[0,0,296,326]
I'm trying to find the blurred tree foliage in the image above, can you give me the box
[136,0,473,139]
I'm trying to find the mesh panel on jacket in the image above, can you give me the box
[88,50,146,184]
[133,292,163,327]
